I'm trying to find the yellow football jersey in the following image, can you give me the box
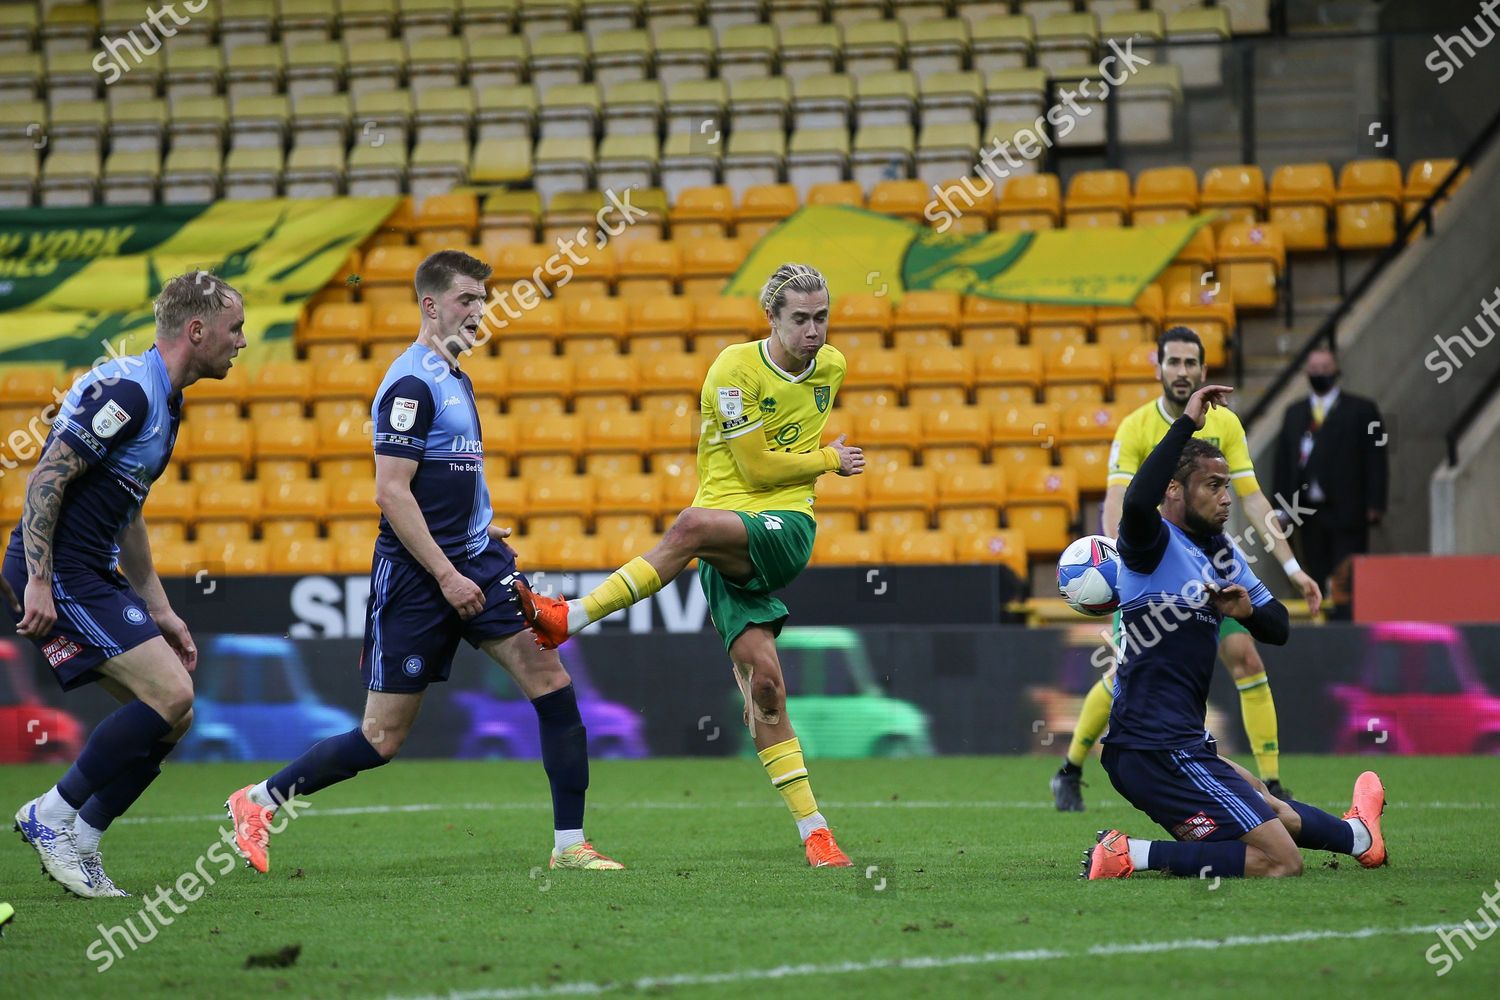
[1107,396,1260,497]
[693,339,847,516]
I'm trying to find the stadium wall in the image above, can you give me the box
[6,623,1500,763]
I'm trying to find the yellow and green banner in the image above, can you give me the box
[725,205,1214,306]
[0,197,399,369]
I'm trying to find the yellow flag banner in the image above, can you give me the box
[724,205,1215,306]
[0,197,399,369]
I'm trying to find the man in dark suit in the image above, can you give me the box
[1273,348,1388,614]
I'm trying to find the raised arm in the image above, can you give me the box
[16,438,90,637]
[726,428,863,488]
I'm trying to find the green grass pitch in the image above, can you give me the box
[1,756,1496,998]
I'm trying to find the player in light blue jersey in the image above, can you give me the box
[4,272,246,897]
[226,251,623,875]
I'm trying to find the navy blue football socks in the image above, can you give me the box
[1287,799,1357,854]
[1145,839,1248,879]
[78,739,177,832]
[266,728,388,805]
[533,683,589,832]
[56,701,173,808]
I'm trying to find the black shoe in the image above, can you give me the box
[1265,779,1292,801]
[1051,768,1086,812]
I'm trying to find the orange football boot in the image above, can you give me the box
[1082,828,1135,879]
[1343,770,1387,868]
[804,828,852,868]
[225,786,274,873]
[513,579,572,650]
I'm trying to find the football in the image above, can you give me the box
[1057,535,1121,617]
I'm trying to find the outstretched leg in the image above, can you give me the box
[518,507,754,648]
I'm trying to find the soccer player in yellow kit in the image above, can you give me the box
[517,263,864,867]
[1051,326,1323,811]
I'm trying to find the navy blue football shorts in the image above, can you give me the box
[361,539,529,694]
[1101,738,1277,842]
[2,551,162,691]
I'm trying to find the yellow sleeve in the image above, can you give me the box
[727,427,840,488]
[1105,414,1144,487]
[705,357,763,441]
[1219,411,1261,496]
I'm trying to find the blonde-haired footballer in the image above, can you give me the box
[517,263,864,868]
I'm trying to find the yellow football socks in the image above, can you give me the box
[758,737,820,822]
[580,557,662,624]
[1066,678,1116,768]
[1236,671,1280,782]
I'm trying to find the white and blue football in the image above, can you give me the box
[1057,535,1121,617]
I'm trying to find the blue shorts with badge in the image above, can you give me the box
[361,539,529,694]
[1101,737,1276,843]
[2,549,162,691]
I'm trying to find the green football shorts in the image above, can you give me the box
[697,509,816,653]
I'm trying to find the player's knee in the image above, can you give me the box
[168,707,194,742]
[665,507,712,548]
[749,669,784,712]
[156,681,194,724]
[1266,853,1304,878]
[366,723,407,761]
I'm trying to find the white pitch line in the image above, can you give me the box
[384,923,1463,1000]
[110,797,1493,826]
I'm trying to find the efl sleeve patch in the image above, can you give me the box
[390,397,419,432]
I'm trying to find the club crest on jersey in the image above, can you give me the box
[814,385,830,412]
[123,606,147,625]
[403,655,425,677]
[92,400,131,439]
[391,397,419,432]
[717,387,742,419]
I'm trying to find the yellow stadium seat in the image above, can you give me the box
[247,361,313,406]
[196,517,255,547]
[814,472,867,517]
[996,173,1061,230]
[305,302,371,348]
[514,412,583,463]
[0,366,63,408]
[1065,170,1132,228]
[585,410,653,457]
[1403,158,1466,225]
[1163,284,1232,369]
[486,473,526,517]
[867,179,930,222]
[866,467,938,515]
[254,417,318,481]
[1006,466,1078,555]
[618,298,688,356]
[886,530,954,564]
[1201,165,1266,225]
[146,521,188,548]
[151,540,204,577]
[638,352,707,400]
[1113,381,1159,410]
[1268,162,1334,252]
[989,402,1060,472]
[854,409,921,465]
[921,405,990,466]
[959,297,1026,347]
[936,504,999,534]
[670,184,735,238]
[413,191,479,247]
[840,348,906,399]
[973,345,1043,406]
[867,507,929,536]
[1059,441,1112,492]
[573,355,638,411]
[360,244,423,303]
[1132,165,1199,226]
[927,175,996,234]
[1335,159,1403,249]
[1109,341,1158,383]
[677,237,743,299]
[617,240,681,298]
[195,480,261,526]
[1217,222,1284,310]
[1059,402,1124,445]
[807,180,864,207]
[1028,305,1094,349]
[736,183,799,241]
[595,473,660,515]
[906,346,974,396]
[1044,344,1111,393]
[891,290,961,350]
[952,528,1027,576]
[812,530,884,565]
[183,419,253,482]
[556,300,624,354]
[1159,224,1216,291]
[1095,284,1164,348]
[695,296,761,345]
[814,509,857,534]
[330,529,377,575]
[527,475,595,520]
[327,476,378,520]
[269,538,333,574]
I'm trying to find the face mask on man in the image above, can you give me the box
[1308,372,1338,394]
